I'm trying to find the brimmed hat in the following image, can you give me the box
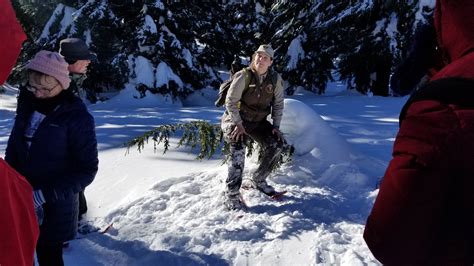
[255,44,274,59]
[59,38,97,63]
[26,50,70,89]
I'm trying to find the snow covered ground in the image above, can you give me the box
[0,83,407,265]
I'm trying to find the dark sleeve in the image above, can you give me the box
[41,111,99,202]
[4,88,26,168]
[4,130,18,168]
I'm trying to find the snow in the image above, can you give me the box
[416,0,436,23]
[84,29,92,46]
[373,14,399,52]
[88,0,110,20]
[128,56,155,88]
[286,36,305,71]
[143,15,158,34]
[153,0,165,10]
[329,1,374,25]
[181,48,194,69]
[38,4,77,42]
[0,79,408,265]
[155,62,184,89]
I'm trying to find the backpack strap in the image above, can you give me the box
[399,78,474,126]
[241,67,252,96]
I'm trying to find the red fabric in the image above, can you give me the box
[431,0,474,81]
[365,99,474,263]
[0,0,26,85]
[0,158,39,266]
[364,0,474,264]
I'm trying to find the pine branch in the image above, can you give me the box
[126,121,294,170]
[126,121,222,160]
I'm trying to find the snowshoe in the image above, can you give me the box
[264,190,287,201]
[241,179,286,200]
[77,222,101,235]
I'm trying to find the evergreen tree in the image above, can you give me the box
[74,0,128,101]
[10,0,432,99]
[270,1,334,94]
[332,0,432,96]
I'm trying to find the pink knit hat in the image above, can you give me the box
[26,50,70,89]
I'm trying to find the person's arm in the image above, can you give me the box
[4,131,18,168]
[40,111,98,202]
[4,88,27,168]
[271,74,284,128]
[225,70,247,125]
[364,100,457,264]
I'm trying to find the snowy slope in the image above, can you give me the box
[0,83,407,265]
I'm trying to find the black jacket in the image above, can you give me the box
[5,87,98,243]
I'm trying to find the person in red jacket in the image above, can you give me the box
[0,0,26,85]
[364,0,474,264]
[0,1,39,266]
[0,159,39,266]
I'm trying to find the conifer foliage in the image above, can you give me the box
[126,120,294,170]
[11,0,434,98]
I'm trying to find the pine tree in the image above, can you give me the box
[60,0,128,101]
[270,1,334,94]
[11,0,430,99]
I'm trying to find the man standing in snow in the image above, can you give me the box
[59,37,96,220]
[221,44,285,211]
[364,0,474,264]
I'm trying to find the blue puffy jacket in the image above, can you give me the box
[5,87,98,243]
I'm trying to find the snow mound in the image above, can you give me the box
[277,99,372,195]
[281,99,352,162]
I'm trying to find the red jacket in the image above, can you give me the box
[0,0,26,85]
[0,159,39,266]
[364,0,474,264]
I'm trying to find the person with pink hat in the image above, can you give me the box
[5,50,98,265]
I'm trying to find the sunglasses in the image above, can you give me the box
[26,82,60,93]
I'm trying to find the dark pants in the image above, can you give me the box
[224,120,283,194]
[36,242,64,266]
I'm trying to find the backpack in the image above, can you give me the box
[399,78,474,126]
[215,67,278,107]
[215,68,250,107]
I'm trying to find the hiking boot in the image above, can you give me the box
[224,191,246,211]
[242,179,276,195]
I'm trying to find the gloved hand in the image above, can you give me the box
[33,190,46,225]
[231,123,247,142]
[272,127,284,143]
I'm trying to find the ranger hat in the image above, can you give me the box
[59,38,97,64]
[255,44,274,59]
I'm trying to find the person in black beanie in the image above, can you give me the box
[59,38,96,100]
[59,38,96,220]
[5,50,98,265]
